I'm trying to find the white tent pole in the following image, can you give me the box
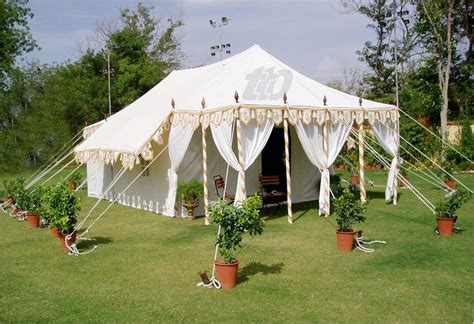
[236,108,246,201]
[323,107,330,217]
[201,98,210,225]
[283,98,293,224]
[393,118,400,205]
[358,121,367,203]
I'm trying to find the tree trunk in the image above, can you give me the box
[439,2,454,162]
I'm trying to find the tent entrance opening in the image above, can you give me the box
[261,127,289,193]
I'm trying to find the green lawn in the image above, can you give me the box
[0,168,473,322]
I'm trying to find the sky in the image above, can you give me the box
[25,0,374,84]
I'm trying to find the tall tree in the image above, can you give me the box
[0,2,184,171]
[416,0,459,158]
[341,0,419,101]
[0,0,38,89]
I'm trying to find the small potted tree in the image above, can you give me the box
[44,183,81,252]
[333,188,366,252]
[434,190,471,237]
[348,151,359,185]
[68,171,83,191]
[177,180,203,218]
[209,195,264,288]
[3,178,25,216]
[25,187,45,228]
[440,162,456,190]
[13,182,31,221]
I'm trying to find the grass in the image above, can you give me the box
[0,168,473,322]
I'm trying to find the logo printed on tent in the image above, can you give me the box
[243,66,292,100]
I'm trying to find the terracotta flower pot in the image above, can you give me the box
[437,217,455,237]
[50,227,60,238]
[444,179,456,190]
[68,181,77,191]
[418,116,430,127]
[336,230,354,252]
[375,164,382,170]
[27,213,40,228]
[215,260,240,288]
[59,232,77,253]
[351,175,359,185]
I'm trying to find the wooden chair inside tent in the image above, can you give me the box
[259,174,287,211]
[213,175,235,203]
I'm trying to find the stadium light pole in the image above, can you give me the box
[209,17,231,61]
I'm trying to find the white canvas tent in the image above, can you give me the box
[75,44,399,224]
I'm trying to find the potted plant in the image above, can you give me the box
[434,190,471,237]
[329,174,343,197]
[25,187,45,228]
[67,171,83,191]
[3,178,25,216]
[333,188,366,252]
[442,163,456,190]
[12,181,31,220]
[176,180,203,218]
[44,183,81,251]
[209,195,264,288]
[348,151,359,185]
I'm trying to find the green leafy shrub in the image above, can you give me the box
[3,178,25,203]
[435,190,471,218]
[177,180,203,205]
[330,174,342,197]
[333,188,366,232]
[209,195,264,264]
[44,182,81,233]
[27,186,45,215]
[68,171,84,183]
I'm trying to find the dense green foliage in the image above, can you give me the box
[333,188,366,231]
[43,182,80,233]
[435,189,471,218]
[0,3,183,172]
[340,0,473,168]
[209,195,264,263]
[0,0,38,89]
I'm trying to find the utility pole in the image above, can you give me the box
[102,49,114,117]
[386,1,410,108]
[107,52,112,117]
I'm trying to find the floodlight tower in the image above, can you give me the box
[101,49,115,117]
[385,1,410,108]
[209,16,231,61]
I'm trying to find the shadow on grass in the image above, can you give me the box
[239,262,284,284]
[261,201,316,223]
[366,190,386,200]
[77,236,113,249]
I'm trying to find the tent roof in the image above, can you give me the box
[74,44,396,166]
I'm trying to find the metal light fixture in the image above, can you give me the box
[208,16,232,61]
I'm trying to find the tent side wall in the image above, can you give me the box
[86,124,321,216]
